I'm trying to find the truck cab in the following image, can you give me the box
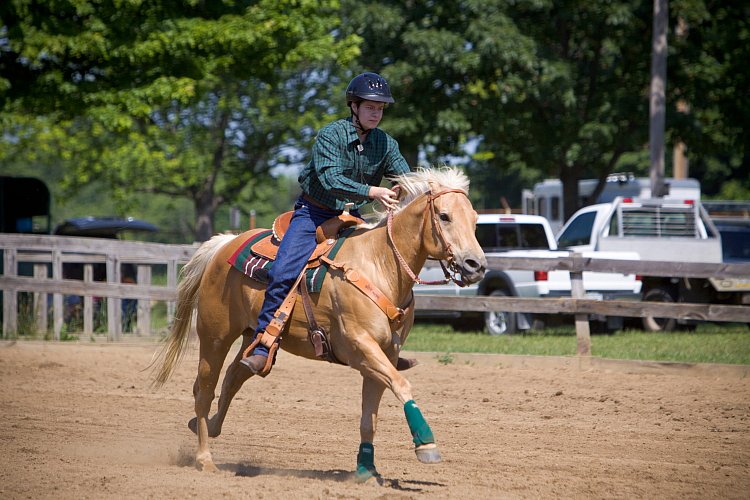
[556,197,744,331]
[415,213,558,335]
[557,198,720,263]
[415,212,641,334]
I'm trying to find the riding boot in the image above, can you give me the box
[240,336,269,373]
[239,350,268,374]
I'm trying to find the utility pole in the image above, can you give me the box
[649,0,668,197]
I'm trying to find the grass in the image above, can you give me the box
[6,291,749,365]
[404,322,750,365]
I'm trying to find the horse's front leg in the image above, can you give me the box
[354,336,441,465]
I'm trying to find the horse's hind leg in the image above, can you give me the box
[191,334,254,438]
[192,337,234,472]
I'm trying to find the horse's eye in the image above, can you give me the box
[439,213,451,222]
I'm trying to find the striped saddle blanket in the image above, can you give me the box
[227,228,354,293]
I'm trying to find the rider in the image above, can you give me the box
[240,71,411,376]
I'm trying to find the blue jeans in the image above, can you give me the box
[252,196,359,356]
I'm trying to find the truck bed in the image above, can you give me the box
[598,237,722,263]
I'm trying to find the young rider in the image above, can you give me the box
[240,71,411,376]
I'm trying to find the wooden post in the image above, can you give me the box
[167,260,177,326]
[52,250,63,340]
[33,264,48,335]
[2,248,18,338]
[571,253,591,356]
[106,255,118,340]
[83,264,93,335]
[136,264,152,336]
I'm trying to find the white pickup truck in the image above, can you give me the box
[556,196,749,331]
[415,213,641,334]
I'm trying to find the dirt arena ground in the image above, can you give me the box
[1,339,748,499]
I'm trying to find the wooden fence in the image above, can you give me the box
[1,233,749,354]
[416,254,750,355]
[0,233,198,340]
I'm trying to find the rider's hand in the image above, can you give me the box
[368,186,399,210]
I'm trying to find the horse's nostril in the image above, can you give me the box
[465,259,481,272]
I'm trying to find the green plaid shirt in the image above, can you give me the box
[298,118,410,210]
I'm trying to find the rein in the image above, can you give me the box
[386,188,469,287]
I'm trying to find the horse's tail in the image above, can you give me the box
[150,233,235,387]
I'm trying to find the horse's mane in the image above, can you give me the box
[366,166,470,227]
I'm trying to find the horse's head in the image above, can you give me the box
[394,168,487,285]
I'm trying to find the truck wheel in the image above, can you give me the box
[485,290,517,335]
[642,286,677,332]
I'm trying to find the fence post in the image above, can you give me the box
[33,264,48,334]
[136,264,152,336]
[52,249,63,340]
[571,253,591,356]
[106,255,118,340]
[2,248,18,338]
[167,259,177,326]
[83,264,94,335]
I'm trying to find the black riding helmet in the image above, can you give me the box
[345,72,395,105]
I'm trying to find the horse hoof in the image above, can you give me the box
[397,357,418,371]
[414,443,441,464]
[355,465,381,484]
[195,453,219,472]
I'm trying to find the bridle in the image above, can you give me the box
[386,188,469,287]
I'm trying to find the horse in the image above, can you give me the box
[152,167,487,479]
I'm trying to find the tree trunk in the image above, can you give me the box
[649,0,668,197]
[194,195,217,242]
[560,165,581,222]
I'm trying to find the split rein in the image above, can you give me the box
[386,188,469,288]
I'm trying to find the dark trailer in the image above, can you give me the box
[0,176,51,234]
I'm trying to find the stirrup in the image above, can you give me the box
[241,333,280,377]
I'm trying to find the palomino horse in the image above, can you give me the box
[152,167,486,479]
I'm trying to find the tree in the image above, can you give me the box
[340,0,490,167]
[342,0,748,215]
[341,1,652,216]
[667,0,750,199]
[469,1,657,217]
[1,0,360,241]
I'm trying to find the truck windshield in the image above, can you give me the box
[558,211,596,248]
[476,223,550,251]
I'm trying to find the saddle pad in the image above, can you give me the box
[227,228,354,293]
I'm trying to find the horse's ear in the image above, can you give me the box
[428,180,440,193]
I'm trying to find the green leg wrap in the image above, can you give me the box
[355,442,378,481]
[404,400,435,446]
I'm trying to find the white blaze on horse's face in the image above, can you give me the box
[429,191,486,285]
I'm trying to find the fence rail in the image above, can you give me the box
[1,234,748,354]
[484,255,750,279]
[1,233,197,340]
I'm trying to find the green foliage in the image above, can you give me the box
[343,0,748,211]
[1,0,360,241]
[2,0,747,239]
[436,352,455,365]
[668,0,750,197]
[341,0,654,213]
